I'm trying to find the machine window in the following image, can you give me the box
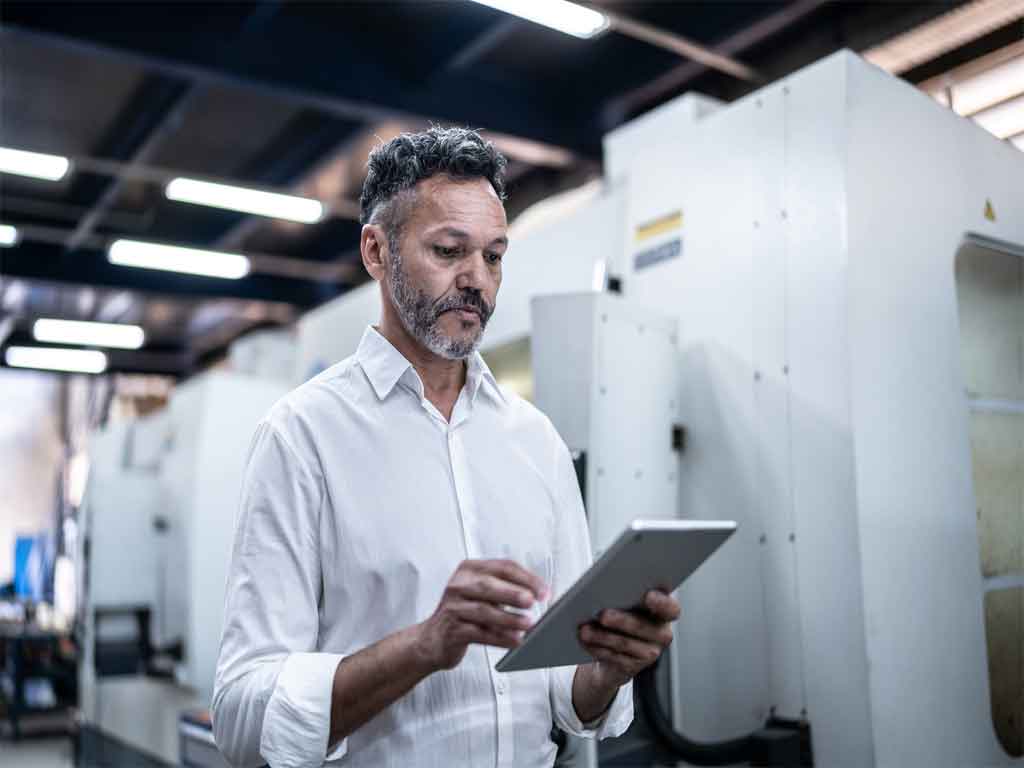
[955,237,1024,757]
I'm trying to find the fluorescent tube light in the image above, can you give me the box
[108,239,251,280]
[973,94,1024,139]
[467,0,608,39]
[5,346,107,374]
[165,177,324,223]
[33,319,145,350]
[0,224,19,247]
[0,147,71,181]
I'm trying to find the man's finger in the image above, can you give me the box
[579,624,658,662]
[460,621,525,650]
[474,559,548,600]
[450,599,534,631]
[598,609,672,647]
[644,590,682,621]
[587,644,636,669]
[455,574,536,609]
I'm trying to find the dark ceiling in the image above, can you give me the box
[0,0,998,377]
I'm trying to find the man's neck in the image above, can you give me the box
[375,311,466,421]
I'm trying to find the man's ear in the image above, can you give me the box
[361,224,388,282]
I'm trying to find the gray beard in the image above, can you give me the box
[387,246,488,361]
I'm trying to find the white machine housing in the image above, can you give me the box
[85,372,289,700]
[159,371,288,698]
[592,49,1019,767]
[530,293,681,555]
[80,370,288,764]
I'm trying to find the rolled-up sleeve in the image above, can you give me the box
[211,421,348,767]
[546,435,634,740]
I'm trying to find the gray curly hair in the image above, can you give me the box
[359,126,508,242]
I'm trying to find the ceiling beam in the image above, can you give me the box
[65,75,195,250]
[902,16,1024,84]
[0,240,342,307]
[667,1,976,107]
[605,10,759,82]
[0,4,597,156]
[445,16,522,71]
[604,0,831,126]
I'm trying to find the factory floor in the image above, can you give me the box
[0,736,74,767]
[0,727,173,767]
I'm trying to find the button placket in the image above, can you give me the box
[447,428,476,560]
[494,672,514,765]
[448,427,513,765]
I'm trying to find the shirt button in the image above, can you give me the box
[496,680,506,695]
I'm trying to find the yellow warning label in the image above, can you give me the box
[635,210,683,243]
[984,199,996,222]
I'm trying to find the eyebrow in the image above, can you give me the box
[429,226,508,248]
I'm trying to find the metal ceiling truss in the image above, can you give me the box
[0,0,992,379]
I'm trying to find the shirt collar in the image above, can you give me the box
[356,326,507,406]
[467,349,507,405]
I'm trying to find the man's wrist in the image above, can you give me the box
[590,660,630,691]
[406,621,443,677]
[573,662,625,725]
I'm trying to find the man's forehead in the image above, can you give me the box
[411,175,507,230]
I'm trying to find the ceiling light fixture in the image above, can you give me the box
[108,239,251,280]
[467,0,608,39]
[0,147,71,181]
[165,177,325,223]
[32,319,146,350]
[5,346,108,374]
[0,224,19,247]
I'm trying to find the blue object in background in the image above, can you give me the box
[13,533,55,601]
[13,536,34,598]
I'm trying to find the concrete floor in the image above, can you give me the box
[0,737,75,767]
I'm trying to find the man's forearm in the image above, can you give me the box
[572,662,624,725]
[328,624,434,749]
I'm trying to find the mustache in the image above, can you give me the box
[433,291,493,323]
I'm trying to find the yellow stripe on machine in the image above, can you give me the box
[634,210,683,243]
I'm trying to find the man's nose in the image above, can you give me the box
[455,251,492,292]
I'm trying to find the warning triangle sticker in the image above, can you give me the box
[984,199,996,222]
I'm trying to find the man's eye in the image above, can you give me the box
[435,246,459,258]
[486,252,503,264]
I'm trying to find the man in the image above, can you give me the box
[212,127,681,768]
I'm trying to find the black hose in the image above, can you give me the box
[636,655,755,766]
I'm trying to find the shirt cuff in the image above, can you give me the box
[260,652,347,767]
[551,665,634,739]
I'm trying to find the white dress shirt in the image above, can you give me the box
[212,326,632,768]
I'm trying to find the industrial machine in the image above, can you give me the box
[79,370,288,764]
[299,50,1023,767]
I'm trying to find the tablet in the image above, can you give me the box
[495,519,736,672]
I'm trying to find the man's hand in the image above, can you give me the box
[578,590,681,688]
[415,559,548,672]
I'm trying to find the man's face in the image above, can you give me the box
[384,175,508,360]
